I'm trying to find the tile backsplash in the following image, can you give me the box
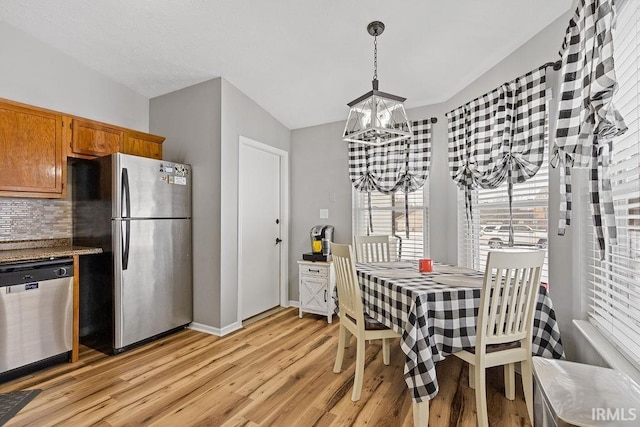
[0,198,72,241]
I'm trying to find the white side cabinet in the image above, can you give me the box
[298,260,336,323]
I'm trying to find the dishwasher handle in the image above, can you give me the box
[3,283,40,294]
[0,258,73,274]
[0,259,74,287]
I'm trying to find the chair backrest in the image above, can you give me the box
[331,243,365,325]
[476,250,546,350]
[354,235,391,263]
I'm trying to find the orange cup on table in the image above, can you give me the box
[419,258,433,272]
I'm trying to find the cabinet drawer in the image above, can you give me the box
[299,265,328,278]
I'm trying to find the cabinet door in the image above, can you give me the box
[123,131,164,160]
[300,277,328,312]
[71,118,123,157]
[0,102,63,196]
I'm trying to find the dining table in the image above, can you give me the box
[354,261,565,426]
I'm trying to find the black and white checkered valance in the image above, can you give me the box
[446,67,549,229]
[551,0,627,258]
[349,120,431,193]
[348,120,432,236]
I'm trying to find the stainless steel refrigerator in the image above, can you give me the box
[73,153,192,354]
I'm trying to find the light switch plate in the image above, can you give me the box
[319,209,329,219]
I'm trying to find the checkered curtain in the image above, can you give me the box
[348,120,432,236]
[551,0,627,259]
[446,67,548,241]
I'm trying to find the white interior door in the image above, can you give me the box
[239,140,282,320]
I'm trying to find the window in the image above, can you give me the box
[585,0,640,367]
[457,154,550,281]
[352,188,429,261]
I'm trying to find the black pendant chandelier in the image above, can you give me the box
[342,21,412,146]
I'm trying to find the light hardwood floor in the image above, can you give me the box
[0,308,532,426]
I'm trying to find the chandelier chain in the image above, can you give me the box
[373,35,378,81]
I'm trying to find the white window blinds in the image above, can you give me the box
[353,189,428,261]
[458,158,550,282]
[585,0,640,367]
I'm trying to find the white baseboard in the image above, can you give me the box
[189,321,243,337]
[288,300,299,307]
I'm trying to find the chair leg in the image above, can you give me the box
[412,401,429,427]
[333,325,347,373]
[468,364,475,389]
[504,363,515,400]
[521,359,534,424]
[473,366,488,427]
[351,336,365,401]
[382,338,391,365]
[344,330,352,348]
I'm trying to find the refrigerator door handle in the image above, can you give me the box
[122,220,130,270]
[121,167,131,270]
[121,168,130,219]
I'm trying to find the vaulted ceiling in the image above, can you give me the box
[0,0,573,129]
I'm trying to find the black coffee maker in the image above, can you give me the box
[303,225,334,261]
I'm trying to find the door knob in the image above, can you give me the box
[275,237,283,245]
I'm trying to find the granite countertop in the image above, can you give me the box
[0,239,102,263]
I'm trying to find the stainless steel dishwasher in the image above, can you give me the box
[0,258,74,378]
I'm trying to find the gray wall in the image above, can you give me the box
[150,77,290,330]
[0,22,149,130]
[289,121,353,301]
[219,79,291,327]
[289,10,602,364]
[150,79,222,329]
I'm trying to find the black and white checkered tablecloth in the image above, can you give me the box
[355,262,565,403]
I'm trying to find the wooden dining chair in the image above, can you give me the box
[330,243,400,401]
[452,250,545,427]
[353,235,392,262]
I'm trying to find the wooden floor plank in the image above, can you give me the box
[258,344,351,426]
[233,336,334,398]
[104,363,239,425]
[238,341,338,424]
[430,355,464,426]
[148,391,251,427]
[0,308,532,426]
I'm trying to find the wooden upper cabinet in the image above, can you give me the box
[0,97,166,199]
[70,118,123,157]
[123,130,164,160]
[0,101,64,197]
[66,117,163,160]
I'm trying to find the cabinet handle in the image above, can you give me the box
[309,269,320,273]
[324,290,327,302]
